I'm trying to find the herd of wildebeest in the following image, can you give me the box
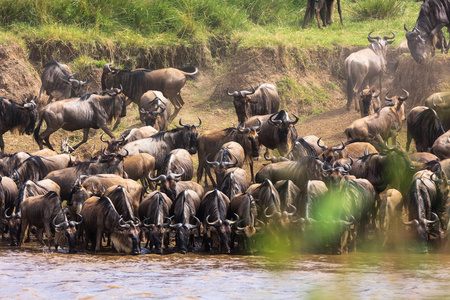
[1,1,450,256]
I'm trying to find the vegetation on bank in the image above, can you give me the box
[0,0,421,61]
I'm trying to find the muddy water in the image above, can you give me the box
[2,247,450,299]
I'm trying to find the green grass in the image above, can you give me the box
[0,0,421,54]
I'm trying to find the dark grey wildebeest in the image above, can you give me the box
[39,60,86,104]
[345,32,395,111]
[34,88,126,151]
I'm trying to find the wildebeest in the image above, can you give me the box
[344,32,395,111]
[161,149,194,181]
[139,90,171,130]
[105,185,136,223]
[405,0,450,63]
[11,154,75,186]
[206,142,244,187]
[227,84,280,123]
[38,60,86,104]
[0,97,37,153]
[18,191,63,248]
[319,140,378,163]
[80,195,141,254]
[34,88,126,151]
[359,86,380,117]
[149,170,204,203]
[377,188,403,249]
[197,123,260,186]
[255,156,324,190]
[0,152,31,176]
[123,118,201,172]
[229,193,260,252]
[425,92,450,131]
[245,110,298,156]
[345,90,408,147]
[404,172,441,253]
[198,189,237,253]
[302,0,343,29]
[431,129,450,159]
[406,106,444,152]
[102,126,159,154]
[0,176,19,241]
[169,190,201,254]
[265,135,325,163]
[52,213,83,253]
[122,153,155,191]
[139,191,173,254]
[101,61,198,120]
[220,167,249,201]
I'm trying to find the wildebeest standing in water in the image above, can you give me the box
[39,60,86,104]
[344,32,395,111]
[405,0,450,64]
[227,84,281,123]
[101,61,198,121]
[0,97,37,154]
[34,88,126,151]
[302,0,343,29]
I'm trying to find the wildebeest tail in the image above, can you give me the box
[33,114,44,145]
[176,66,199,78]
[346,75,353,110]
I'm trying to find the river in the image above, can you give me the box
[1,246,450,299]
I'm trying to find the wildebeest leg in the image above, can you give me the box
[19,220,29,247]
[95,230,103,252]
[302,0,314,29]
[336,0,343,25]
[46,95,54,105]
[315,1,325,29]
[406,130,412,152]
[44,222,53,250]
[71,128,92,150]
[0,135,4,153]
[197,162,205,185]
[169,94,184,122]
[36,228,45,245]
[249,161,255,183]
[375,134,385,149]
[37,126,58,150]
[205,166,217,187]
[112,117,121,131]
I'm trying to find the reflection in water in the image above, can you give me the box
[1,247,450,298]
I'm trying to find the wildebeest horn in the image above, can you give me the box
[264,207,281,218]
[106,59,114,71]
[237,123,250,134]
[117,148,129,158]
[384,91,392,102]
[317,137,328,150]
[331,140,346,151]
[4,207,13,219]
[224,152,239,167]
[286,204,297,216]
[179,117,189,127]
[206,215,221,226]
[100,133,110,144]
[227,213,240,225]
[431,172,443,183]
[205,153,219,168]
[264,151,276,162]
[72,213,84,226]
[251,119,262,131]
[367,31,381,43]
[399,89,409,101]
[286,113,299,125]
[241,85,256,97]
[402,214,418,226]
[148,174,167,182]
[186,216,201,230]
[383,31,395,40]
[236,219,246,231]
[404,24,410,33]
[142,217,155,228]
[426,212,440,225]
[52,215,68,231]
[321,161,332,172]
[170,222,183,229]
[344,157,353,172]
[255,218,265,230]
[168,167,185,180]
[194,117,202,127]
[227,88,239,97]
[268,112,282,126]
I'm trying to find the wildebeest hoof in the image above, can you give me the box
[179,249,187,255]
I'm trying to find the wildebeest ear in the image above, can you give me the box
[387,40,394,45]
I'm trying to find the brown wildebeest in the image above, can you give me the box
[161,149,194,181]
[139,90,171,130]
[34,88,126,151]
[101,61,198,121]
[359,86,380,117]
[344,90,408,147]
[197,123,260,187]
[302,0,343,29]
[344,32,395,111]
[38,60,86,104]
[206,142,245,187]
[431,129,450,160]
[227,83,280,123]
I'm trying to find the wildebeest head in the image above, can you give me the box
[384,89,409,121]
[20,97,37,135]
[321,159,352,189]
[178,117,201,154]
[318,138,346,163]
[148,169,184,201]
[112,218,141,255]
[4,207,21,246]
[367,31,395,57]
[139,97,166,127]
[267,110,299,155]
[360,86,380,117]
[237,122,261,158]
[170,213,201,254]
[206,213,239,254]
[53,213,83,253]
[403,211,439,253]
[227,86,257,123]
[63,76,87,98]
[101,134,126,154]
[101,60,118,90]
[405,25,437,64]
[67,177,90,213]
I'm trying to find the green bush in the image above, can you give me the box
[348,0,405,21]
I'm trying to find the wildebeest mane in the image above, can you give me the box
[0,98,33,135]
[293,137,319,158]
[408,178,431,221]
[43,60,70,77]
[108,186,134,221]
[409,108,445,152]
[15,156,49,183]
[95,195,116,215]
